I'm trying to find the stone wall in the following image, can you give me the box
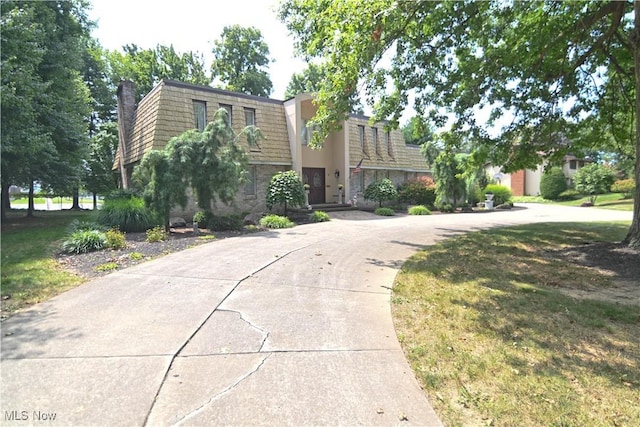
[170,164,290,220]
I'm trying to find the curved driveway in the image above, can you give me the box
[1,204,632,426]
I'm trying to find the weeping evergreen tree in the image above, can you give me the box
[133,108,258,230]
[132,149,184,231]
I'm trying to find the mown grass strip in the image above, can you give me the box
[392,222,639,427]
[1,210,92,317]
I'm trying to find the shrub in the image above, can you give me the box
[67,219,104,233]
[573,163,616,204]
[193,210,210,227]
[466,182,484,206]
[266,170,306,216]
[437,203,454,213]
[260,214,295,229]
[96,195,157,232]
[540,167,568,200]
[408,205,432,215]
[310,211,330,222]
[105,228,127,250]
[104,188,139,201]
[364,178,398,207]
[374,207,395,216]
[483,184,512,206]
[146,226,167,242]
[557,189,581,201]
[62,230,107,254]
[397,176,436,207]
[208,214,244,231]
[611,179,635,198]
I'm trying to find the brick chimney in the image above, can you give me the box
[116,80,135,189]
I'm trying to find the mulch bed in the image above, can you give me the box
[56,227,261,279]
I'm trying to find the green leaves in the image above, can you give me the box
[132,108,249,229]
[211,25,273,97]
[573,163,616,204]
[363,178,398,207]
[265,170,305,215]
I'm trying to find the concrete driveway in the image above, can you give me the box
[1,204,632,426]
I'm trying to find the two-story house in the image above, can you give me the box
[115,79,431,216]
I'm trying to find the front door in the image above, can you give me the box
[302,168,325,205]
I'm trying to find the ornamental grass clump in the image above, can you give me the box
[408,205,432,215]
[96,195,156,232]
[310,210,330,222]
[259,214,295,229]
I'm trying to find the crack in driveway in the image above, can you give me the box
[142,242,315,426]
[169,353,273,426]
[216,308,270,352]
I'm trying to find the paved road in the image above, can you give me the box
[0,204,632,426]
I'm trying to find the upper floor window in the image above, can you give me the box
[302,119,318,146]
[372,127,380,156]
[220,103,232,127]
[244,108,256,127]
[569,160,577,170]
[385,131,394,158]
[358,125,366,153]
[193,100,207,131]
[244,108,259,149]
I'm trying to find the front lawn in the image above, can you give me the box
[513,193,633,211]
[1,210,92,317]
[392,222,639,426]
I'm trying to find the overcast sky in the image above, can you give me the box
[87,0,307,100]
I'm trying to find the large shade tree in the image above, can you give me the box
[211,25,274,97]
[285,62,364,112]
[1,0,92,219]
[107,44,210,103]
[279,0,640,247]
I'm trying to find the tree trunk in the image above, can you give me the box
[71,187,81,210]
[1,182,11,222]
[27,181,35,218]
[92,192,98,210]
[624,1,640,248]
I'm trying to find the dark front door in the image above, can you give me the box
[302,168,325,205]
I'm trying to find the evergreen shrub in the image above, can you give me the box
[540,168,567,200]
[374,207,395,216]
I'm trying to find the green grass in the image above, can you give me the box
[392,221,639,427]
[514,193,633,211]
[1,210,93,317]
[556,192,634,211]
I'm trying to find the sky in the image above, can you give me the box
[87,0,308,100]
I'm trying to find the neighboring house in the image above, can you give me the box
[114,79,431,216]
[485,155,592,196]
